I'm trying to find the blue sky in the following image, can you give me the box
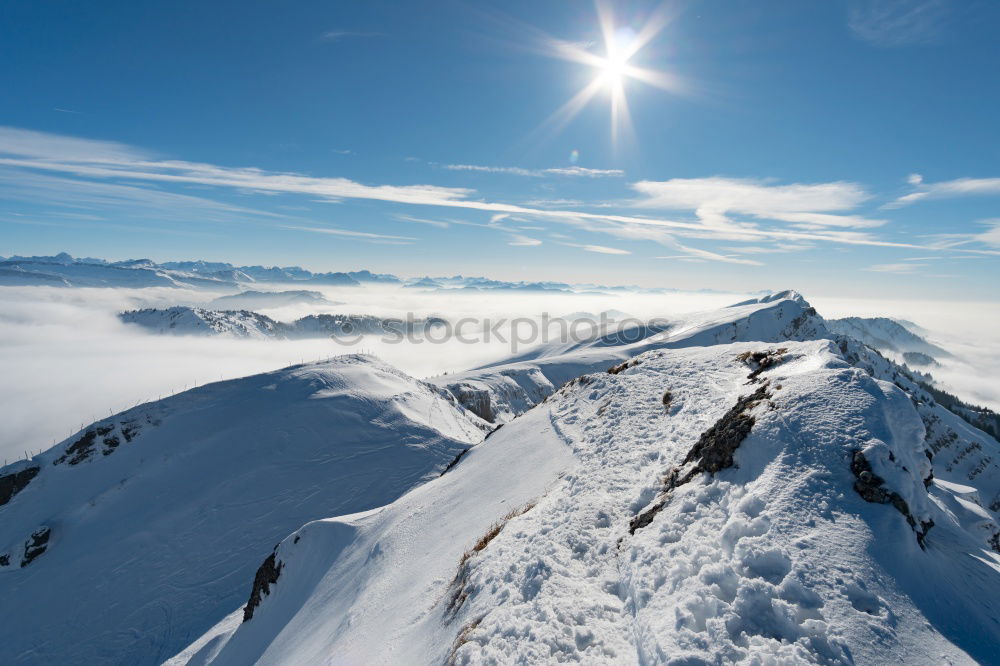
[1,0,998,297]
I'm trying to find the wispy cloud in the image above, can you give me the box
[0,126,148,163]
[657,243,764,266]
[321,30,387,42]
[583,244,630,255]
[848,0,949,47]
[558,242,631,255]
[280,225,416,245]
[0,167,284,225]
[0,126,936,257]
[544,166,624,178]
[395,214,450,229]
[865,262,925,273]
[628,177,893,258]
[631,176,880,228]
[888,174,1000,207]
[975,220,1000,248]
[721,243,814,255]
[921,219,1000,255]
[508,234,542,246]
[443,163,623,178]
[0,127,473,206]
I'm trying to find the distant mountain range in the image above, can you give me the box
[0,252,741,294]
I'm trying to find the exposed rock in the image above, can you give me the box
[0,465,40,506]
[453,387,494,423]
[607,358,640,375]
[21,526,51,567]
[243,552,283,622]
[54,429,98,465]
[851,450,933,548]
[631,385,771,534]
[685,385,770,472]
[440,448,471,477]
[736,348,789,381]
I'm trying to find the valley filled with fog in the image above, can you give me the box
[2,279,998,464]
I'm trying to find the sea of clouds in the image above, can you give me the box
[1,284,997,464]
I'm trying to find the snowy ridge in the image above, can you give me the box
[119,307,446,339]
[826,316,951,361]
[0,355,485,665]
[5,291,1000,664]
[119,306,289,338]
[170,338,1000,665]
[434,290,825,423]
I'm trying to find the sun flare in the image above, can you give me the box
[537,2,681,149]
[598,52,628,89]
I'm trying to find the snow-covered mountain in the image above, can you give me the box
[120,307,290,338]
[166,339,1000,665]
[4,291,1000,664]
[0,356,484,665]
[0,253,365,289]
[826,316,951,361]
[119,307,446,339]
[0,257,232,289]
[0,251,742,293]
[436,290,825,423]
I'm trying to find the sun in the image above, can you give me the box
[598,52,629,89]
[535,2,682,150]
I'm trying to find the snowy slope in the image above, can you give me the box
[7,290,1000,665]
[119,306,291,338]
[169,339,1000,665]
[119,308,446,340]
[0,356,484,665]
[434,290,825,423]
[826,316,951,360]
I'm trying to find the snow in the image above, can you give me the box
[120,306,288,338]
[119,307,445,340]
[826,316,951,360]
[169,336,1000,665]
[0,258,232,289]
[0,355,484,665]
[433,289,825,424]
[4,291,1000,665]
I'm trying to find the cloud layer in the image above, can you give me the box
[2,126,998,264]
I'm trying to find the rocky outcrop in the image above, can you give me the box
[451,386,495,423]
[0,466,40,506]
[851,450,933,548]
[736,348,789,381]
[21,527,51,567]
[243,552,283,622]
[631,384,772,534]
